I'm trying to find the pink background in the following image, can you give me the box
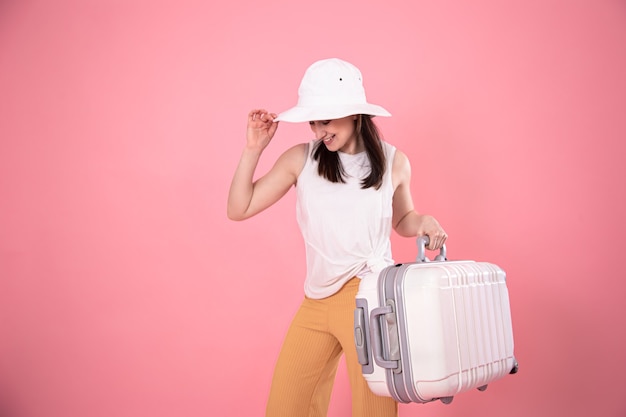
[1,1,625,416]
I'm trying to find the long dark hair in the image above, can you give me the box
[312,115,386,190]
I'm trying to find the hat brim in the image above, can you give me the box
[274,103,391,123]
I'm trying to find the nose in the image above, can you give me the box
[310,122,327,140]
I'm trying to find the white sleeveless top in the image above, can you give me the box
[296,140,396,299]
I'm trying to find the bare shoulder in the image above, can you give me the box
[274,142,308,179]
[391,147,411,188]
[392,148,410,168]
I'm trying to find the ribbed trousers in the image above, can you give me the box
[266,277,398,417]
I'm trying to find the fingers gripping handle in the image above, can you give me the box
[416,236,447,263]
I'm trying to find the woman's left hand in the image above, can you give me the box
[416,215,447,250]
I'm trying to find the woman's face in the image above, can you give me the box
[309,115,360,154]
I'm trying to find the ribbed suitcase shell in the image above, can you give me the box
[354,256,517,404]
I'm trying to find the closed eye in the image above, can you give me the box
[309,120,331,126]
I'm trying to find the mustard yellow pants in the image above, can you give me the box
[266,278,398,417]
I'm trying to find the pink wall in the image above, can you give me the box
[1,1,625,416]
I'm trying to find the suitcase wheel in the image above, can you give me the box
[440,396,454,404]
[510,359,519,374]
[477,384,488,392]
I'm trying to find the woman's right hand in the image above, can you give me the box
[228,109,300,221]
[246,109,278,152]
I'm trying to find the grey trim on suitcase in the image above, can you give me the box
[369,304,399,370]
[392,263,430,403]
[354,298,374,375]
[378,262,446,404]
[377,265,415,403]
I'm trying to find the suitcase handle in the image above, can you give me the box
[369,305,400,370]
[416,236,447,263]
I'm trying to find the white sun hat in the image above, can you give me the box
[274,58,391,123]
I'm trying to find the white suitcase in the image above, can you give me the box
[354,237,518,404]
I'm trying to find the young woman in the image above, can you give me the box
[227,58,447,417]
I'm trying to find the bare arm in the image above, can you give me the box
[391,149,447,250]
[227,109,305,221]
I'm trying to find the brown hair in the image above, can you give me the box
[312,115,386,189]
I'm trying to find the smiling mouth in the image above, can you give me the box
[323,135,334,143]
